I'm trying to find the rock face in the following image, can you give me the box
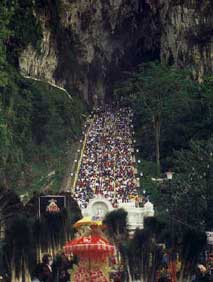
[19,0,159,103]
[158,0,213,82]
[20,24,58,85]
[19,0,213,102]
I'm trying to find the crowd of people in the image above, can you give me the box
[32,254,73,282]
[73,106,140,210]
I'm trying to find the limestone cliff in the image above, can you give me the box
[158,0,213,82]
[19,0,159,103]
[19,0,212,103]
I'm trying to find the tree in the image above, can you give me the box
[172,138,213,230]
[1,189,81,281]
[118,217,165,282]
[115,62,194,175]
[0,188,23,279]
[179,230,206,280]
[153,138,212,280]
[103,208,128,245]
[103,209,128,272]
[4,214,33,282]
[0,3,11,87]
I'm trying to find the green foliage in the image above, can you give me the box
[114,61,213,277]
[119,218,166,281]
[0,0,88,195]
[103,208,128,243]
[137,159,160,201]
[0,74,87,194]
[9,0,43,57]
[0,0,43,68]
[151,138,212,273]
[0,4,12,87]
[5,214,34,275]
[1,189,81,279]
[115,62,192,117]
[115,62,196,174]
[115,62,213,173]
[201,76,213,111]
[181,230,206,266]
[171,138,213,230]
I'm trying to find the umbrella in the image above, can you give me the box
[64,235,115,282]
[73,216,103,228]
[64,235,114,259]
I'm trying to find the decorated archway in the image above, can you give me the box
[83,196,113,218]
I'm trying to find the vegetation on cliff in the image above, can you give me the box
[0,3,86,279]
[0,1,88,194]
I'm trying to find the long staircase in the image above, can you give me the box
[71,106,154,231]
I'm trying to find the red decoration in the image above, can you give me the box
[64,235,115,259]
[64,235,115,282]
[73,267,108,282]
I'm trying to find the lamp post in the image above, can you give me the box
[166,170,176,282]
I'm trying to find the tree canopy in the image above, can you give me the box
[114,61,213,280]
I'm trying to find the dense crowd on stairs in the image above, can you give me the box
[73,106,145,210]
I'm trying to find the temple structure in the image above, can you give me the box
[83,195,154,234]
